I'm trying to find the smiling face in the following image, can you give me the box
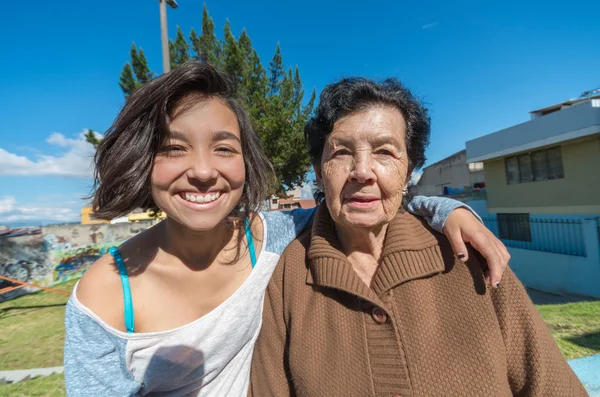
[150,97,246,231]
[316,105,411,230]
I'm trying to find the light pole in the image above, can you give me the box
[159,0,178,74]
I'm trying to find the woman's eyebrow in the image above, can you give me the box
[212,130,241,143]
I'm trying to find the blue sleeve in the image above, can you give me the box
[407,196,482,232]
[261,208,317,255]
[64,298,142,397]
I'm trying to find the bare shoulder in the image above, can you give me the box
[76,228,157,331]
[76,251,126,330]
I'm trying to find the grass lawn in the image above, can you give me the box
[0,373,65,397]
[537,300,600,360]
[0,279,76,371]
[0,278,598,396]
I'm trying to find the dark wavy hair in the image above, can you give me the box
[92,61,273,225]
[304,77,431,205]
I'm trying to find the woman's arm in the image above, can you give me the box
[408,196,510,287]
[490,269,588,396]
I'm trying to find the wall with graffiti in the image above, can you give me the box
[0,221,154,301]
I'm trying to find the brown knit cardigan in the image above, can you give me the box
[250,204,587,397]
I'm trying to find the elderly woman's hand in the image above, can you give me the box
[443,208,510,288]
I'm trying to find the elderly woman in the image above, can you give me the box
[250,78,587,396]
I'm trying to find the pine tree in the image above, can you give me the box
[190,4,221,67]
[169,26,190,70]
[118,6,315,196]
[268,43,284,95]
[119,63,137,97]
[222,20,244,89]
[84,129,102,148]
[130,43,153,83]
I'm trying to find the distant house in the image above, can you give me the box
[268,185,316,211]
[81,206,165,225]
[466,90,600,217]
[412,149,485,197]
[465,90,600,298]
[81,207,109,225]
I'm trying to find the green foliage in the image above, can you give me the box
[118,63,137,98]
[119,43,153,98]
[119,5,315,196]
[169,26,190,70]
[84,129,101,149]
[130,44,153,84]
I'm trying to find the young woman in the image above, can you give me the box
[64,62,509,396]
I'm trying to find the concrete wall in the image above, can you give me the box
[0,221,154,302]
[483,137,600,213]
[506,219,600,298]
[414,150,485,196]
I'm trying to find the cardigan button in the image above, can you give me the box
[372,307,388,324]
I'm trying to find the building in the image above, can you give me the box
[268,185,316,211]
[80,207,109,225]
[412,149,485,197]
[465,90,600,298]
[466,91,600,216]
[81,207,165,225]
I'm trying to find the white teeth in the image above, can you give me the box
[183,192,221,204]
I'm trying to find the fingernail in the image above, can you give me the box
[494,282,500,288]
[457,253,466,260]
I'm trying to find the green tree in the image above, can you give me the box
[119,6,315,196]
[222,20,244,88]
[190,4,221,66]
[85,129,102,148]
[169,26,190,70]
[118,63,137,98]
[130,44,153,83]
[268,43,284,95]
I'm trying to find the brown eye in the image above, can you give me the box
[215,146,237,156]
[159,146,185,156]
[333,149,351,157]
[376,149,393,156]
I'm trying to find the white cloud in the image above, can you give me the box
[0,196,17,213]
[422,22,438,29]
[0,196,79,224]
[0,129,99,178]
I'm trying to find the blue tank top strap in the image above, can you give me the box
[244,218,257,268]
[108,246,135,334]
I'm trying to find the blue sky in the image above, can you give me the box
[0,0,598,225]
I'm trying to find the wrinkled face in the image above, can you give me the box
[317,106,411,230]
[151,98,246,231]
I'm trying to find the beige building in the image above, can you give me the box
[413,150,485,197]
[268,186,316,211]
[466,92,600,215]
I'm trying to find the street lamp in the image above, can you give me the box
[159,0,178,73]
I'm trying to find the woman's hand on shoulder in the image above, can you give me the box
[443,208,510,288]
[76,253,127,331]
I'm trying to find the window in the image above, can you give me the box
[497,213,531,242]
[505,147,563,184]
[272,198,278,204]
[468,162,484,172]
[506,156,520,184]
